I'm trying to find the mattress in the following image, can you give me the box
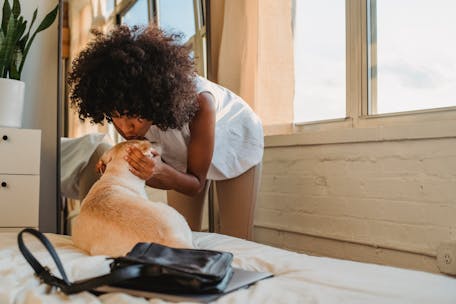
[0,231,455,304]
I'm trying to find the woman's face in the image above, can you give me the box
[111,115,153,140]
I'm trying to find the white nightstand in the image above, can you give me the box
[0,128,41,231]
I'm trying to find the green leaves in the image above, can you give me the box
[0,14,18,78]
[35,4,58,33]
[1,0,11,36]
[11,0,20,19]
[0,0,58,80]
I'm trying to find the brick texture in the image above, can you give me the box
[254,138,456,272]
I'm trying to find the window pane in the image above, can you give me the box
[372,0,456,114]
[294,0,346,123]
[158,0,195,43]
[122,0,149,27]
[104,0,115,17]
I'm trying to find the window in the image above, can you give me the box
[156,0,207,76]
[110,0,206,76]
[157,0,196,42]
[368,0,456,115]
[121,0,149,27]
[104,0,115,17]
[293,0,346,123]
[293,0,456,127]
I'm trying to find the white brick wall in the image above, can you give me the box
[254,138,456,272]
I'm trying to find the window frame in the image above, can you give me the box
[153,0,207,77]
[278,0,456,147]
[117,0,151,26]
[106,0,208,83]
[100,0,209,144]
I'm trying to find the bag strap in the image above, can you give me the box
[18,228,71,286]
[17,228,143,295]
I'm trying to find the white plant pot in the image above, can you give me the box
[0,78,25,128]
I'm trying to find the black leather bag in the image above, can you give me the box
[17,228,233,295]
[109,242,234,294]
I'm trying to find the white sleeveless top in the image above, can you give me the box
[144,76,264,180]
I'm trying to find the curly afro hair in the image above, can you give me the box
[67,25,199,130]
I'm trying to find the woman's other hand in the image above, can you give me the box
[125,146,162,180]
[96,160,106,174]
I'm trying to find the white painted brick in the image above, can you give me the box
[256,207,449,255]
[257,137,456,270]
[259,192,348,215]
[342,198,456,227]
[365,221,450,254]
[359,177,456,203]
[421,156,456,178]
[259,191,456,228]
[255,209,371,242]
[260,174,330,196]
[253,227,438,273]
[419,180,456,202]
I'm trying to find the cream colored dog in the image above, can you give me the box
[72,140,193,256]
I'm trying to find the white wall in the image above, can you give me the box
[0,0,60,232]
[255,135,456,272]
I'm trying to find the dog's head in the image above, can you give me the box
[97,140,160,174]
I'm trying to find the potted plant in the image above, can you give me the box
[0,0,58,128]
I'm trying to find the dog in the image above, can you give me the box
[72,140,193,256]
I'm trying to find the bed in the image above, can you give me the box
[0,231,455,304]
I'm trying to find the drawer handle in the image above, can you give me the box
[1,135,7,141]
[1,181,7,188]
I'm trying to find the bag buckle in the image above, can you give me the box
[36,266,68,294]
[36,266,52,283]
[34,266,55,293]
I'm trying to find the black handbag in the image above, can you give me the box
[17,228,234,295]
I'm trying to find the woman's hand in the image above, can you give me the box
[125,146,162,181]
[96,160,106,174]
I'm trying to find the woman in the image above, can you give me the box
[68,25,263,240]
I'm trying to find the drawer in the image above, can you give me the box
[0,175,39,227]
[0,128,41,174]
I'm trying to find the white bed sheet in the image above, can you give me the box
[0,231,455,304]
